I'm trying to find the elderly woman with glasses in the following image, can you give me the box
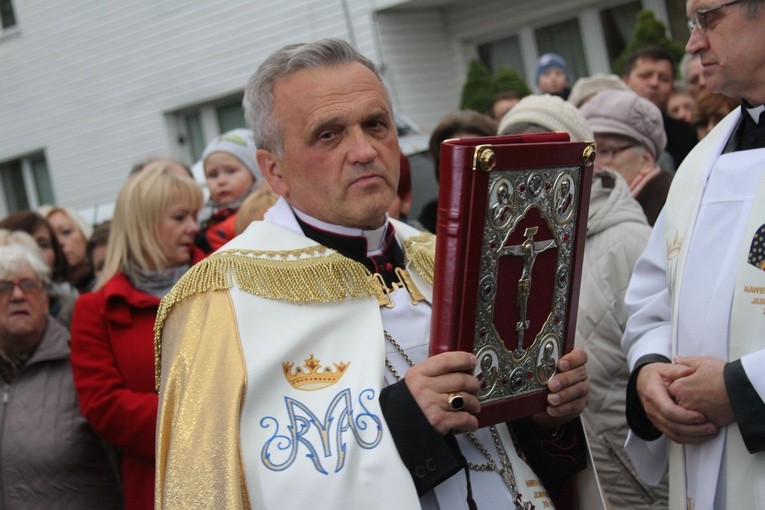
[580,89,672,226]
[0,231,121,509]
[0,210,80,328]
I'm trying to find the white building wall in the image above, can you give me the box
[0,0,676,216]
[0,0,376,211]
[376,9,461,131]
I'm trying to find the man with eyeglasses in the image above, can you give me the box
[622,0,765,508]
[580,88,671,226]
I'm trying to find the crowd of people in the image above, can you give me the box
[1,1,763,508]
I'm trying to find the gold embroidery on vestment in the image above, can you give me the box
[283,355,350,391]
[667,230,683,260]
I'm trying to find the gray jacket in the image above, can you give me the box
[575,171,668,509]
[0,317,122,510]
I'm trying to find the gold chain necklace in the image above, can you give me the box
[383,330,535,509]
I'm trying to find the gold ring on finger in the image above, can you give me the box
[447,392,465,411]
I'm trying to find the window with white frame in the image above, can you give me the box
[600,1,643,66]
[663,0,692,47]
[479,17,587,89]
[475,0,690,91]
[478,34,526,81]
[171,94,247,164]
[534,18,587,84]
[0,0,17,31]
[0,152,54,216]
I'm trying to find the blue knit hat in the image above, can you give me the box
[535,53,569,84]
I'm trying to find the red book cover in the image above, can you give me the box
[429,132,594,427]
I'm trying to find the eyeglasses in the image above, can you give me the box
[0,279,46,296]
[597,144,635,163]
[687,0,741,33]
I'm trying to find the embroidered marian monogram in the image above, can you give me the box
[260,388,383,474]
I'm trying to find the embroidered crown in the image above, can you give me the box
[283,355,350,391]
[666,230,682,259]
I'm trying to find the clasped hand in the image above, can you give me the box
[636,356,734,444]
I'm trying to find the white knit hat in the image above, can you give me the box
[567,73,629,107]
[497,94,594,142]
[201,128,262,181]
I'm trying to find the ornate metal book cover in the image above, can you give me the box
[429,133,595,427]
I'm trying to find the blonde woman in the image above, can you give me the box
[39,205,94,292]
[70,164,204,510]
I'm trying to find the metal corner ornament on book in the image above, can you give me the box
[429,133,595,427]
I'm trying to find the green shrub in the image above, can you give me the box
[460,60,531,114]
[612,9,685,76]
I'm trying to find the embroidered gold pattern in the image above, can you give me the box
[154,239,436,388]
[667,230,683,259]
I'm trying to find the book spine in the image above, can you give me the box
[429,142,473,355]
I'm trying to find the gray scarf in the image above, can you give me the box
[125,264,189,299]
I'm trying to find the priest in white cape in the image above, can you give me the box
[622,1,765,508]
[154,38,593,510]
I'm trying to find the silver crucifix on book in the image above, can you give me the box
[503,226,556,357]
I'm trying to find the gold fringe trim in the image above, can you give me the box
[154,246,375,388]
[404,231,436,285]
[154,238,436,389]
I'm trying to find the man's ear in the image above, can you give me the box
[257,149,288,197]
[401,190,412,218]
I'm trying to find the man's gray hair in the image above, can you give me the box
[243,38,386,156]
[741,0,764,17]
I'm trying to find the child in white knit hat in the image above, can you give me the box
[197,128,262,252]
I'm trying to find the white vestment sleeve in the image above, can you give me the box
[622,212,673,369]
[621,211,673,485]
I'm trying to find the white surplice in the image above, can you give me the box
[623,108,765,509]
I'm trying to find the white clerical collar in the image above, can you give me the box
[291,207,390,256]
[745,104,765,123]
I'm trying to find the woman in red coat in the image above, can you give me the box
[70,164,205,510]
